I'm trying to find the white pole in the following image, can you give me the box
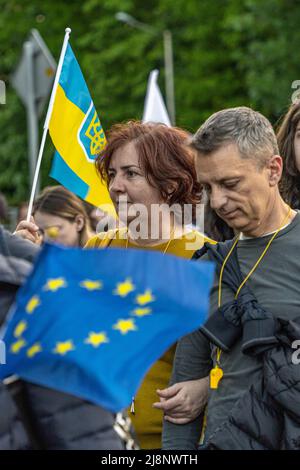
[26,27,71,222]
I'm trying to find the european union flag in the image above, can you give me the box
[0,244,214,412]
[49,42,113,212]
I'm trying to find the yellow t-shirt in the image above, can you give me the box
[85,228,215,449]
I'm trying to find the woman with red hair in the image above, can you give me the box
[86,121,215,449]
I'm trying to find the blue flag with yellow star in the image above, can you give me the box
[0,243,214,412]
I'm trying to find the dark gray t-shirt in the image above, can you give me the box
[162,212,300,450]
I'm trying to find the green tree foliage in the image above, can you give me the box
[0,0,86,203]
[0,0,300,204]
[224,0,300,122]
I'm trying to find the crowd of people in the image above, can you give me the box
[1,100,300,450]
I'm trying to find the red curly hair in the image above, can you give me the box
[95,121,202,209]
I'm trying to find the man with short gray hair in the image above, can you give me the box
[192,106,278,167]
[160,107,300,449]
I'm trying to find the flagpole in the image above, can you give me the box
[26,27,71,222]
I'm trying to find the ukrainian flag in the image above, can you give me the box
[49,43,112,209]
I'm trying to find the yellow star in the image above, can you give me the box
[80,280,103,291]
[131,307,152,317]
[44,278,67,292]
[113,278,135,297]
[53,340,75,355]
[45,226,59,239]
[27,343,42,358]
[135,289,156,306]
[14,320,27,338]
[113,318,137,335]
[85,331,109,347]
[26,295,41,314]
[10,338,26,354]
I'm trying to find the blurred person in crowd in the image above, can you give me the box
[277,101,300,209]
[85,120,215,449]
[83,200,117,233]
[83,200,100,231]
[16,186,94,247]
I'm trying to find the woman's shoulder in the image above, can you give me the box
[85,227,127,249]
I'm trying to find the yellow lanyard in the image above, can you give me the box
[210,206,292,390]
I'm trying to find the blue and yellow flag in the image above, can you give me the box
[0,244,214,412]
[49,43,112,209]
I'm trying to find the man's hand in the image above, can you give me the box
[153,376,209,424]
[14,216,41,244]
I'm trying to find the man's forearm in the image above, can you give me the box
[162,412,203,450]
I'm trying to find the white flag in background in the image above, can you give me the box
[142,69,171,126]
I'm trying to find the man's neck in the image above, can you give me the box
[241,197,295,239]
